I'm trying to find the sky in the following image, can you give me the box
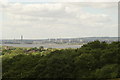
[0,0,118,39]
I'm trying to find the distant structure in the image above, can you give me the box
[21,35,23,43]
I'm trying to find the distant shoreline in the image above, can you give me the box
[1,43,82,49]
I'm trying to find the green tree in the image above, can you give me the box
[94,64,118,78]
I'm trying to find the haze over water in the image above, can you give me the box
[1,43,82,49]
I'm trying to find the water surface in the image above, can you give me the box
[1,43,82,49]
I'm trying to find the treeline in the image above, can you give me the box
[2,41,120,79]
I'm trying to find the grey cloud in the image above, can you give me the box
[1,2,118,39]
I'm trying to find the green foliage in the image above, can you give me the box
[11,48,24,54]
[2,41,120,79]
[74,53,97,78]
[94,64,118,78]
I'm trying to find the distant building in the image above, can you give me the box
[21,35,23,44]
[21,35,23,41]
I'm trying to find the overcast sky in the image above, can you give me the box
[0,1,118,39]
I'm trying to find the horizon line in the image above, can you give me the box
[0,36,119,40]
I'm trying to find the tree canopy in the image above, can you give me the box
[2,41,120,79]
